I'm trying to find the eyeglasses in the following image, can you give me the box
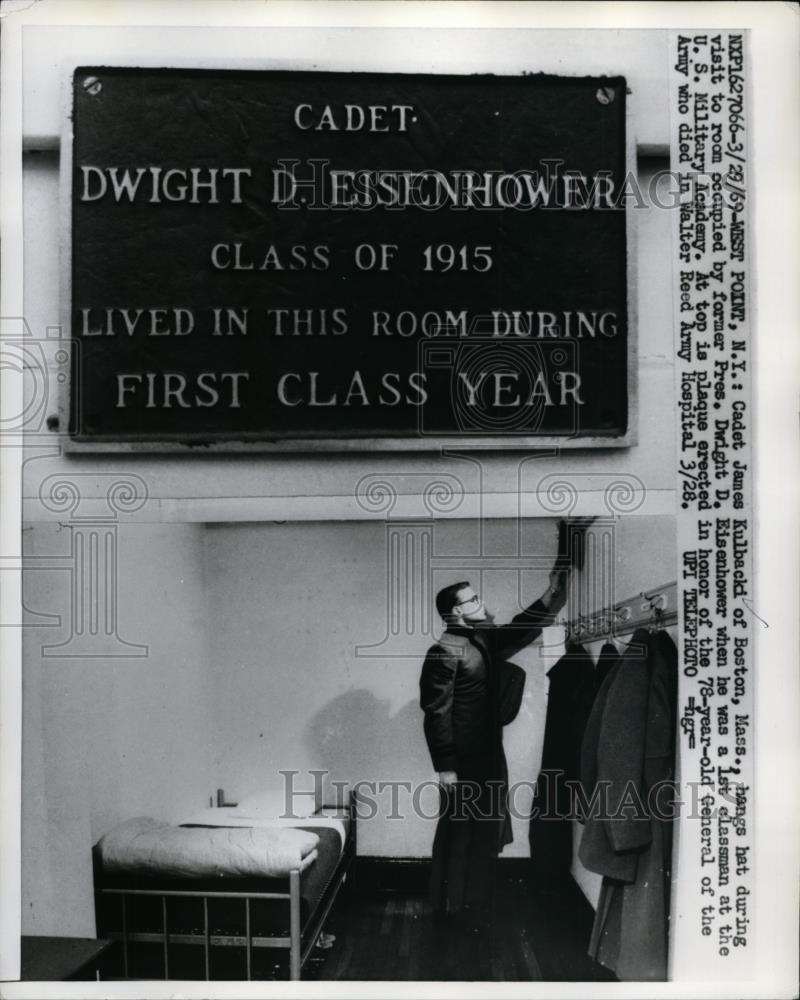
[454,593,482,609]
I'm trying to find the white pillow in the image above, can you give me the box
[235,788,318,818]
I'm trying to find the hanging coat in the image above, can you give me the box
[595,641,620,689]
[420,599,550,913]
[578,629,678,981]
[528,643,597,882]
[577,641,622,826]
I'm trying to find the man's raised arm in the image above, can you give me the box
[490,518,592,660]
[490,568,570,660]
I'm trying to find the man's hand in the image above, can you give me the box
[541,517,595,614]
[438,770,458,788]
[542,570,570,614]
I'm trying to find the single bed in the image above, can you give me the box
[92,796,357,981]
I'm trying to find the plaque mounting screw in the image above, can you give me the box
[595,86,614,105]
[83,76,102,96]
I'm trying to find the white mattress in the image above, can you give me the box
[180,807,348,852]
[98,817,320,878]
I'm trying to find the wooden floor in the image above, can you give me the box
[303,870,617,982]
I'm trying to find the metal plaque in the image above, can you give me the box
[67,68,632,450]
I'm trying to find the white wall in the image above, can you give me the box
[203,517,560,857]
[21,522,218,935]
[203,514,676,868]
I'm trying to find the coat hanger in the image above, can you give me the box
[649,606,667,633]
[643,590,667,633]
[552,615,572,653]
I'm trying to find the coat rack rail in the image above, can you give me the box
[564,580,678,643]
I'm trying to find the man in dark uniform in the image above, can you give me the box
[419,554,572,923]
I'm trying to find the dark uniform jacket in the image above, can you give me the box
[420,599,552,851]
[420,599,552,771]
[419,599,554,913]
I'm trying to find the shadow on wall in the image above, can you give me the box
[304,688,433,797]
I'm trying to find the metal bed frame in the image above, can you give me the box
[94,797,357,981]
